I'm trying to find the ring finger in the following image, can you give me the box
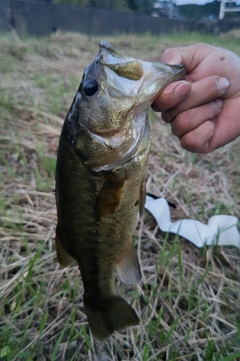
[170,99,223,138]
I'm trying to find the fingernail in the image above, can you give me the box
[215,99,223,109]
[174,82,191,98]
[218,77,230,90]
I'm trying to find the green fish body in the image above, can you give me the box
[55,41,185,339]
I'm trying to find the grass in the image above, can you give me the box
[0,30,240,360]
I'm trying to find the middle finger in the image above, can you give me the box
[162,76,229,123]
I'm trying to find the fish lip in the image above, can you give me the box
[172,63,186,78]
[148,63,186,102]
[99,40,118,55]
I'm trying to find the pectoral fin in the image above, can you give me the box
[56,227,75,267]
[116,243,142,284]
[139,176,147,217]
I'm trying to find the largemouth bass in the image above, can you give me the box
[55,41,185,340]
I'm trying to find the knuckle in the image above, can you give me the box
[180,121,215,152]
[172,112,190,136]
[178,112,190,129]
[181,132,200,152]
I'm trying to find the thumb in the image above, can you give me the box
[160,44,212,70]
[161,47,184,65]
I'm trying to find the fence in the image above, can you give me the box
[0,0,240,37]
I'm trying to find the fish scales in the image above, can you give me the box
[56,121,150,293]
[55,41,185,339]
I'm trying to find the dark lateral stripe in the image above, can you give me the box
[96,172,124,217]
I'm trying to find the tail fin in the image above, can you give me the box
[84,295,139,340]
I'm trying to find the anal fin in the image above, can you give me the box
[116,243,142,284]
[56,227,75,267]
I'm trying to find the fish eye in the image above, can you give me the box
[83,79,99,97]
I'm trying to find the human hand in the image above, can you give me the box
[152,44,240,152]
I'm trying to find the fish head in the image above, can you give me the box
[70,41,185,170]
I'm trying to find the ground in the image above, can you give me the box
[0,31,240,361]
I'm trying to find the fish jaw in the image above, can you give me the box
[137,62,185,105]
[97,41,186,106]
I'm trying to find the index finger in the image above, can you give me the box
[152,81,191,112]
[162,76,229,123]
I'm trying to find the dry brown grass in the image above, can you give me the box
[1,31,240,361]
